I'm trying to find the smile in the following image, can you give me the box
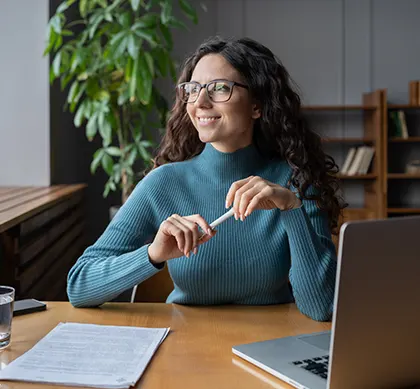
[197,116,221,123]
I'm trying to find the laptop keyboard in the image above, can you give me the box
[290,355,329,379]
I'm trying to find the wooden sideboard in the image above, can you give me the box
[0,185,86,301]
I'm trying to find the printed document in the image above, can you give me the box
[0,322,170,388]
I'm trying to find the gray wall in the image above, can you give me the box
[173,0,420,105]
[0,0,50,186]
[52,0,420,241]
[170,0,420,209]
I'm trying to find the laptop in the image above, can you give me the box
[232,215,420,389]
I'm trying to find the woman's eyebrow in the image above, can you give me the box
[189,78,236,83]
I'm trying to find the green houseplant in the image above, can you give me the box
[45,0,200,203]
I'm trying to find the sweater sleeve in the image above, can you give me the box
[280,195,337,322]
[67,168,167,308]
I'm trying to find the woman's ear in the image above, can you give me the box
[252,102,262,119]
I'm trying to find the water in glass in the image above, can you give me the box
[0,287,14,350]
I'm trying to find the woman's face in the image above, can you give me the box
[186,54,261,153]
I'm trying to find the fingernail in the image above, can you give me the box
[240,215,244,221]
[207,228,212,235]
[234,213,238,220]
[193,247,198,255]
[225,202,228,208]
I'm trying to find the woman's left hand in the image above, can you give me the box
[225,176,301,221]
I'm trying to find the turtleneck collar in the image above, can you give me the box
[194,142,269,182]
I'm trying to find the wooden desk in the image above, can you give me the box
[0,185,86,300]
[0,302,331,389]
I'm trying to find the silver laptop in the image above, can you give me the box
[232,216,420,389]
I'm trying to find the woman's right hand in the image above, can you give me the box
[147,214,217,264]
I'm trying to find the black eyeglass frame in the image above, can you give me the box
[177,79,249,103]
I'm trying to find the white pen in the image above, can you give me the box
[199,208,235,239]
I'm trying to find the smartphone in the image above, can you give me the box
[13,299,47,316]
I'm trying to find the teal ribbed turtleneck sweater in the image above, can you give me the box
[67,143,337,321]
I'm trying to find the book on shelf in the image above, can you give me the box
[340,146,375,176]
[389,110,409,139]
[409,80,420,106]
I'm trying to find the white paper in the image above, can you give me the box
[0,322,170,388]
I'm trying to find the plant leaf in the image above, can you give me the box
[133,29,157,46]
[89,14,104,39]
[106,146,121,156]
[179,0,198,23]
[60,72,73,91]
[110,30,126,45]
[79,0,88,18]
[57,0,77,14]
[101,153,114,175]
[43,27,56,56]
[127,33,138,59]
[140,140,154,148]
[124,56,134,82]
[95,90,110,101]
[68,81,79,103]
[86,113,98,140]
[160,0,172,25]
[104,11,113,22]
[144,0,159,11]
[113,164,121,183]
[167,16,188,30]
[103,183,110,197]
[129,55,138,100]
[74,101,86,127]
[49,67,56,84]
[52,51,62,76]
[118,88,130,106]
[137,142,151,161]
[77,72,89,81]
[131,13,158,29]
[137,54,152,104]
[159,22,172,49]
[70,48,84,73]
[127,147,137,165]
[107,0,124,12]
[130,0,141,11]
[61,29,74,36]
[153,47,168,76]
[53,34,63,51]
[99,119,112,147]
[118,11,131,29]
[114,34,130,59]
[91,148,105,174]
[50,15,62,34]
[144,52,154,77]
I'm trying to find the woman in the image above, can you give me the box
[67,36,345,321]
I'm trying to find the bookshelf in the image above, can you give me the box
[299,83,420,254]
[302,105,377,111]
[383,82,420,217]
[304,83,420,236]
[321,137,375,144]
[389,136,420,143]
[303,90,385,233]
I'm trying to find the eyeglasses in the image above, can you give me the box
[177,79,249,103]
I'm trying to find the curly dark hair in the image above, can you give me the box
[151,36,347,234]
